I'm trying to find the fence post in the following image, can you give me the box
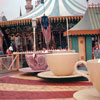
[16,54,20,71]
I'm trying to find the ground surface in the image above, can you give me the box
[0,69,92,100]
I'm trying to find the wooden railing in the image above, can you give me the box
[0,53,20,72]
[0,50,76,73]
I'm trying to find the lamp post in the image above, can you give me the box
[32,19,36,51]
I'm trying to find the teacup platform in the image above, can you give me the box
[37,70,88,81]
[19,67,49,73]
[73,88,100,100]
[19,67,35,72]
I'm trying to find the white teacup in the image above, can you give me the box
[75,59,100,94]
[46,53,79,76]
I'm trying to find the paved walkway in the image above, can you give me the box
[0,69,92,100]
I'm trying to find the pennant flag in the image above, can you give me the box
[41,15,48,30]
[41,15,51,44]
[41,23,51,45]
[41,15,51,49]
[41,0,44,4]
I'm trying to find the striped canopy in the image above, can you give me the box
[18,0,87,20]
[64,4,100,36]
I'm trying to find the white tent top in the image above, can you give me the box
[18,0,87,20]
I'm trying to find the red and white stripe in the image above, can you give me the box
[41,23,51,44]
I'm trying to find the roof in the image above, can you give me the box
[0,0,87,26]
[18,0,87,20]
[2,16,7,21]
[64,4,100,36]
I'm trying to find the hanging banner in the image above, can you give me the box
[41,15,51,48]
[41,15,48,30]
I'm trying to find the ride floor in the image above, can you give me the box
[0,68,92,100]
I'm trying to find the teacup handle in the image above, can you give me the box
[74,60,90,81]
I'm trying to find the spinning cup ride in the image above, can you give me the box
[38,51,87,79]
[73,59,100,100]
[38,52,100,99]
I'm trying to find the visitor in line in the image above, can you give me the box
[0,48,3,55]
[6,48,12,55]
[42,47,48,53]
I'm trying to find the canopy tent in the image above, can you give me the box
[0,0,87,26]
[18,0,87,19]
[64,4,100,36]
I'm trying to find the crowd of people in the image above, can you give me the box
[10,33,33,52]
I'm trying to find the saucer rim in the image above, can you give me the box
[37,70,87,79]
[73,87,100,100]
[19,67,46,73]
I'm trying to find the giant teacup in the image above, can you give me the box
[46,53,79,76]
[75,59,100,94]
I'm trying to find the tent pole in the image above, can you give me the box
[67,18,70,50]
[32,20,36,51]
[33,27,36,51]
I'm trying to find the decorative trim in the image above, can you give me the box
[64,30,100,36]
[0,16,83,26]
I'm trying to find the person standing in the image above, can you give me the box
[0,48,3,70]
[0,48,3,55]
[92,43,99,59]
[14,33,21,51]
[6,48,11,55]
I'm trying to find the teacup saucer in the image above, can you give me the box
[19,67,34,72]
[19,67,47,73]
[37,70,88,79]
[73,88,100,100]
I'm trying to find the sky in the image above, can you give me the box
[0,0,37,20]
[0,0,100,21]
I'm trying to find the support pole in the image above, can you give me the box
[32,20,36,51]
[33,27,36,51]
[67,18,70,50]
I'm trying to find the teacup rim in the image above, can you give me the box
[45,52,78,55]
[87,59,100,63]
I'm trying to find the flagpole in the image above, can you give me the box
[41,0,51,50]
[41,0,45,14]
[67,18,70,50]
[43,1,48,49]
[42,0,48,49]
[44,1,45,14]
